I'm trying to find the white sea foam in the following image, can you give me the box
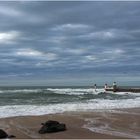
[0,87,140,118]
[0,97,140,118]
[0,88,140,96]
[47,88,140,96]
[0,89,42,93]
[47,88,105,95]
[0,88,101,94]
[106,91,140,96]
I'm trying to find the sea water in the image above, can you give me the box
[0,86,140,118]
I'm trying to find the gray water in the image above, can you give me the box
[0,86,137,105]
[0,86,140,118]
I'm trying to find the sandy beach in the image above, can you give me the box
[0,108,140,139]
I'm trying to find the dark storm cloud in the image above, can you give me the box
[0,1,140,85]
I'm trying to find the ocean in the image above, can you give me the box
[0,86,140,118]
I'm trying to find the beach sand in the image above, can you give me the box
[0,108,140,139]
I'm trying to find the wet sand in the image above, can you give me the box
[0,108,140,139]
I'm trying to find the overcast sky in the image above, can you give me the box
[0,1,140,86]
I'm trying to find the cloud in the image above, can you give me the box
[52,23,90,31]
[0,5,22,17]
[60,48,87,55]
[15,48,58,61]
[82,30,115,40]
[0,31,20,44]
[104,49,124,54]
[45,53,58,61]
[78,29,135,42]
[0,2,140,85]
[85,55,97,61]
[0,72,33,78]
[16,48,43,57]
[46,36,67,44]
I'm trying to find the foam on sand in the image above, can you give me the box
[83,119,140,139]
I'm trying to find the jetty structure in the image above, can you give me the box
[105,87,140,93]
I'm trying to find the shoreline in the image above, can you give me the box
[0,108,140,139]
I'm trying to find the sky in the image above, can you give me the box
[0,1,140,86]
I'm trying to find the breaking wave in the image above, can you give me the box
[0,97,140,118]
